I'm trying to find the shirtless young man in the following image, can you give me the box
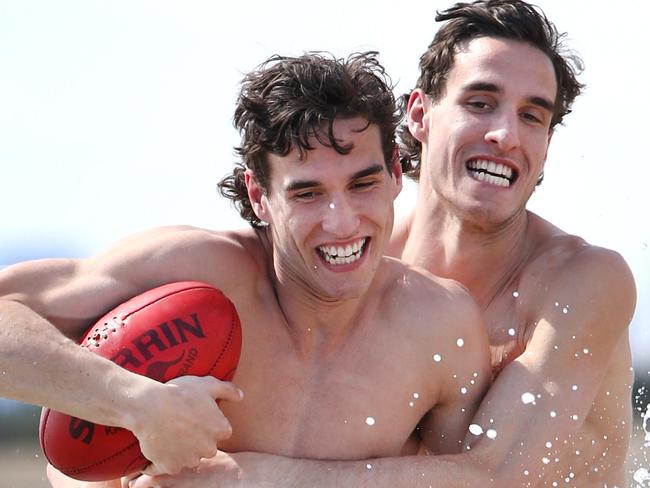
[0,52,491,487]
[133,2,635,487]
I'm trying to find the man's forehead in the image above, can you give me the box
[450,36,557,100]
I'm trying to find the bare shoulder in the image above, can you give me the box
[0,225,266,330]
[379,257,486,344]
[93,225,267,292]
[523,232,636,331]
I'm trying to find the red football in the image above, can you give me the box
[39,281,242,481]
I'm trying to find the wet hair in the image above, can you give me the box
[218,51,401,227]
[399,0,584,180]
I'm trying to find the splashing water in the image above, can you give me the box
[521,392,536,405]
[644,403,650,447]
[634,468,650,486]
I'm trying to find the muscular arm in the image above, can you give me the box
[0,226,248,475]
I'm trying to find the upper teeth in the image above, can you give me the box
[319,238,366,265]
[467,159,513,187]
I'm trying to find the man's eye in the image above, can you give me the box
[294,191,319,200]
[522,112,543,124]
[466,100,492,111]
[352,180,376,190]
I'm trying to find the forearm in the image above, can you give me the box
[0,298,148,430]
[232,451,494,488]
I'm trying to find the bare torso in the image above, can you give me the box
[217,229,490,460]
[392,211,634,486]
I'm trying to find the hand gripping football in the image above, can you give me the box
[39,281,242,481]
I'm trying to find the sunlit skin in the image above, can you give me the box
[104,38,636,488]
[393,37,636,486]
[412,37,555,234]
[16,119,491,488]
[247,117,401,305]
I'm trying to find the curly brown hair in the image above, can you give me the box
[399,0,584,180]
[218,51,401,227]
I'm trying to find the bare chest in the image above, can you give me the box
[217,305,438,459]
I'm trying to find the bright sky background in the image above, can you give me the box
[1,1,648,366]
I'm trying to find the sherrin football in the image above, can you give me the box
[39,281,242,481]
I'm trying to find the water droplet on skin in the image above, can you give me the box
[542,457,550,464]
[365,417,375,426]
[583,348,589,354]
[460,387,468,395]
[571,414,579,421]
[413,393,420,399]
[409,401,414,407]
[523,470,529,476]
[562,307,569,314]
[486,429,497,439]
[473,372,478,378]
[550,411,557,418]
[432,354,442,362]
[329,202,335,209]
[469,424,483,435]
[554,302,559,307]
[366,463,372,470]
[512,291,519,298]
[546,441,553,448]
[521,392,536,405]
[456,338,464,347]
[572,385,578,391]
[508,328,516,336]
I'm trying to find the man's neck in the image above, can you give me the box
[399,199,533,310]
[258,228,371,355]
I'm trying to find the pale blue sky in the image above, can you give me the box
[1,0,648,365]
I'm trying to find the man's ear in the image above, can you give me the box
[245,169,271,224]
[406,89,430,144]
[390,144,403,199]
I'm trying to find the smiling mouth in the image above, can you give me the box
[318,238,368,265]
[467,159,517,187]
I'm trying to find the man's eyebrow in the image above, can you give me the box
[463,81,555,113]
[350,164,385,181]
[283,164,385,193]
[284,179,320,193]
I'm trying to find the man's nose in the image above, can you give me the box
[321,197,360,238]
[484,112,521,152]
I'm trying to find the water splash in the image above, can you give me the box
[521,392,536,405]
[634,468,650,486]
[641,404,650,447]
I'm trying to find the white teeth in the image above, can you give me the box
[467,159,513,187]
[318,238,367,266]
